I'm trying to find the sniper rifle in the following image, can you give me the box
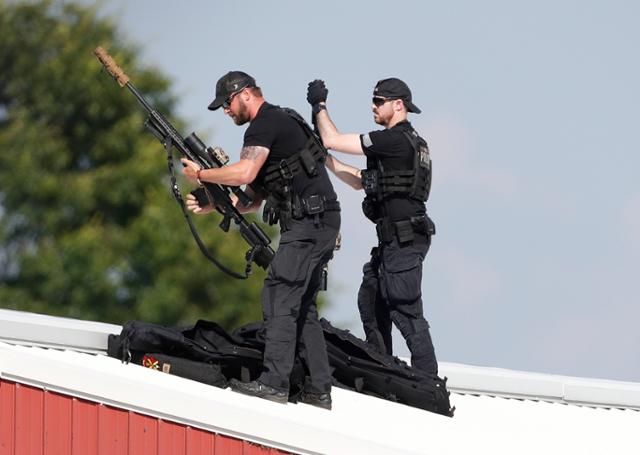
[94,46,275,279]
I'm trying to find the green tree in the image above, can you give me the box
[0,0,271,328]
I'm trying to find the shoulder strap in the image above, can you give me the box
[400,129,420,156]
[277,106,321,142]
[261,106,328,186]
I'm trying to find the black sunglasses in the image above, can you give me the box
[223,86,250,109]
[372,96,394,107]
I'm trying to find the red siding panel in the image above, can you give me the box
[0,381,16,455]
[243,441,279,454]
[0,380,293,455]
[43,391,72,454]
[15,383,44,455]
[158,419,186,455]
[72,397,98,454]
[214,434,244,455]
[98,404,129,454]
[129,412,158,455]
[185,426,215,455]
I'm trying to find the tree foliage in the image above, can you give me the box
[0,0,271,327]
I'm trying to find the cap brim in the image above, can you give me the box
[404,100,421,114]
[207,95,225,111]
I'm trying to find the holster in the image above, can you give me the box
[376,215,435,244]
[361,196,379,223]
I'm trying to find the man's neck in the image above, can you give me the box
[248,99,266,121]
[386,113,408,129]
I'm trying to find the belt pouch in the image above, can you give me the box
[395,220,415,243]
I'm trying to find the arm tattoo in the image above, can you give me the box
[240,145,269,161]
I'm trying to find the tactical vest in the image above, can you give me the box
[258,107,339,230]
[361,128,431,223]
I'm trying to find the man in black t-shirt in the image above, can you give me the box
[307,78,438,375]
[182,71,340,409]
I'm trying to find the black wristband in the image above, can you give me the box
[312,103,327,114]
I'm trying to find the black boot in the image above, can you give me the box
[300,391,332,410]
[229,379,288,404]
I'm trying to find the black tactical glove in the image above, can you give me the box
[190,187,223,214]
[307,79,328,106]
[190,187,209,207]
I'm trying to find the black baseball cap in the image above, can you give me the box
[208,71,257,111]
[373,78,421,114]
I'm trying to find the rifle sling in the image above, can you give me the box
[164,136,252,280]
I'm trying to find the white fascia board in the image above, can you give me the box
[0,309,119,352]
[440,362,565,399]
[563,377,640,408]
[440,362,640,410]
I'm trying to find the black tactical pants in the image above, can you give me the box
[357,234,438,375]
[258,211,340,394]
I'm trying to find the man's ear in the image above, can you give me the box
[394,99,406,113]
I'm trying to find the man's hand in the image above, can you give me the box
[186,191,214,215]
[181,158,201,184]
[307,79,328,106]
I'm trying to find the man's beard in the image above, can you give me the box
[373,110,388,127]
[233,99,251,125]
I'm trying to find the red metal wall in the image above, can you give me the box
[0,379,291,455]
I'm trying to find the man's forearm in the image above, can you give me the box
[315,104,337,144]
[325,154,363,190]
[315,105,364,155]
[198,145,267,186]
[198,161,254,186]
[230,189,263,214]
[236,198,263,214]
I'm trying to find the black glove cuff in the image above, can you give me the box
[312,103,327,114]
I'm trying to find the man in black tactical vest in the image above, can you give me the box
[182,71,340,409]
[307,78,438,375]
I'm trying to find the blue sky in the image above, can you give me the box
[89,0,639,381]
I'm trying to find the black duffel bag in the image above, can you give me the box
[107,318,453,417]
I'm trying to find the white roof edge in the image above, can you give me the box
[440,362,640,410]
[0,308,119,352]
[2,308,639,410]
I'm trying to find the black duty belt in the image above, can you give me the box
[292,194,340,220]
[375,215,435,244]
